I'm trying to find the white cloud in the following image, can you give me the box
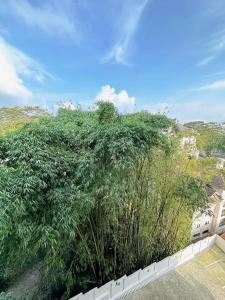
[180,79,225,93]
[102,0,149,64]
[198,2,225,66]
[96,85,136,111]
[1,0,77,39]
[0,36,51,104]
[198,79,225,91]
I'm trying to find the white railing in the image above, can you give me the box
[70,235,220,300]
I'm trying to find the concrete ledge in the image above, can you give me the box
[70,235,224,300]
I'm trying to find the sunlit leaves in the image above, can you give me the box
[0,105,187,297]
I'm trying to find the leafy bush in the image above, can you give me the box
[0,106,208,298]
[0,293,13,300]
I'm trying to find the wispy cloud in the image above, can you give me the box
[0,0,77,39]
[0,36,51,104]
[96,85,136,111]
[198,55,215,66]
[198,2,225,66]
[102,0,149,65]
[178,79,225,93]
[198,79,225,91]
[205,71,225,78]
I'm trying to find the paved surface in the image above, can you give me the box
[126,246,225,300]
[8,263,42,299]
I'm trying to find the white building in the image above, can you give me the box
[180,136,199,158]
[216,158,225,169]
[58,100,75,110]
[191,175,225,241]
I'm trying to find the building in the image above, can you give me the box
[199,152,225,169]
[216,158,225,170]
[176,123,191,133]
[213,153,225,170]
[191,175,225,241]
[180,136,199,158]
[221,232,225,240]
[71,234,225,300]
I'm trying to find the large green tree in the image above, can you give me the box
[0,105,207,299]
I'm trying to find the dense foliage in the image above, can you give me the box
[0,104,208,299]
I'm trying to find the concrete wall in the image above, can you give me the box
[191,206,214,240]
[192,194,225,241]
[70,235,220,300]
[216,235,225,252]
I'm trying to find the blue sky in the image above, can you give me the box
[0,0,225,122]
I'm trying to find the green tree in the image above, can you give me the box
[0,105,207,299]
[96,101,119,124]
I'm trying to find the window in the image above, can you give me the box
[196,224,201,228]
[205,221,210,225]
[221,209,225,217]
[193,233,200,238]
[219,219,225,227]
[202,230,209,234]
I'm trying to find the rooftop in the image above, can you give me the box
[177,123,191,133]
[71,235,225,300]
[209,174,225,190]
[125,245,225,300]
[205,184,216,198]
[211,153,225,159]
[221,233,225,240]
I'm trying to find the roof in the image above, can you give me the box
[211,153,225,159]
[205,184,216,197]
[209,175,225,189]
[70,235,225,300]
[220,232,225,240]
[125,245,225,300]
[177,123,190,132]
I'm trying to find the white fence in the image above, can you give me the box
[70,235,219,300]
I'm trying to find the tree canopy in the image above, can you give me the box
[0,106,208,299]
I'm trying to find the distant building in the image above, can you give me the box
[180,136,199,158]
[213,154,225,170]
[176,123,191,133]
[58,100,75,110]
[211,152,225,159]
[191,175,225,241]
[216,158,225,169]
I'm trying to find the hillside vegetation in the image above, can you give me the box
[185,121,225,153]
[0,107,48,136]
